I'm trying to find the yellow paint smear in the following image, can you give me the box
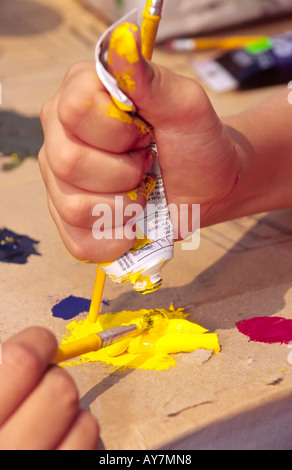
[114,69,136,92]
[125,188,139,201]
[107,103,152,138]
[126,273,161,295]
[60,305,220,371]
[108,23,140,66]
[111,96,134,113]
[131,235,152,251]
[124,174,157,202]
[141,174,157,198]
[107,103,133,124]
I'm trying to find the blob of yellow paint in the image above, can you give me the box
[124,174,157,202]
[107,103,152,139]
[60,305,220,371]
[114,69,136,92]
[125,188,139,201]
[107,104,133,124]
[108,23,140,66]
[126,273,161,295]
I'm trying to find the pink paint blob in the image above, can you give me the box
[237,317,292,344]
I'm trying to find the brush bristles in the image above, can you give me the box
[138,310,168,333]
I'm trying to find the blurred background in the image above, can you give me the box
[82,0,292,40]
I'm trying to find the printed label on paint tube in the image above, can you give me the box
[101,155,174,294]
[95,13,174,294]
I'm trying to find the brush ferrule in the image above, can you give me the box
[99,325,137,348]
[148,0,163,17]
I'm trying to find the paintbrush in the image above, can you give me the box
[87,265,106,324]
[141,0,164,60]
[86,1,164,325]
[52,310,167,363]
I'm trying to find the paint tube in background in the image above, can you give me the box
[192,32,292,93]
[95,11,174,295]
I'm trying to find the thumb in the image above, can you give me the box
[106,22,214,134]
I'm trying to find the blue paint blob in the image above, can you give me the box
[52,296,91,320]
[0,227,40,264]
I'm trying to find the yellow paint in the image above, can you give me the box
[106,100,152,142]
[133,117,152,136]
[88,265,106,323]
[131,235,152,251]
[53,333,103,364]
[125,188,139,201]
[59,306,220,371]
[141,174,157,198]
[100,261,114,268]
[126,273,160,295]
[108,22,140,66]
[124,175,157,202]
[114,270,160,295]
[111,96,135,113]
[107,103,152,137]
[107,23,138,113]
[114,69,136,92]
[70,253,90,263]
[141,0,161,60]
[107,103,133,124]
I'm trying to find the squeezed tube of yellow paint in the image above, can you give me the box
[95,8,174,295]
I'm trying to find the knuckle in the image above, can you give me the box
[58,92,86,130]
[6,341,43,376]
[183,81,211,119]
[50,145,81,183]
[58,63,93,130]
[60,195,87,228]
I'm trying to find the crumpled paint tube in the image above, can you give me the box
[95,10,174,295]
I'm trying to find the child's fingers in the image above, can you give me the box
[47,196,136,263]
[57,410,100,450]
[40,114,152,194]
[54,62,153,153]
[0,328,57,426]
[0,366,80,450]
[40,160,148,231]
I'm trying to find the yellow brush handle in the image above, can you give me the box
[52,334,103,364]
[88,265,106,324]
[141,13,160,60]
[141,0,162,60]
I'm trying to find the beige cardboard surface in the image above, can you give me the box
[1,0,292,450]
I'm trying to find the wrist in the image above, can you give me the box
[199,122,243,228]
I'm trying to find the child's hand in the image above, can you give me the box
[39,23,240,263]
[0,328,99,450]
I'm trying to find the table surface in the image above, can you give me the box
[1,0,292,450]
